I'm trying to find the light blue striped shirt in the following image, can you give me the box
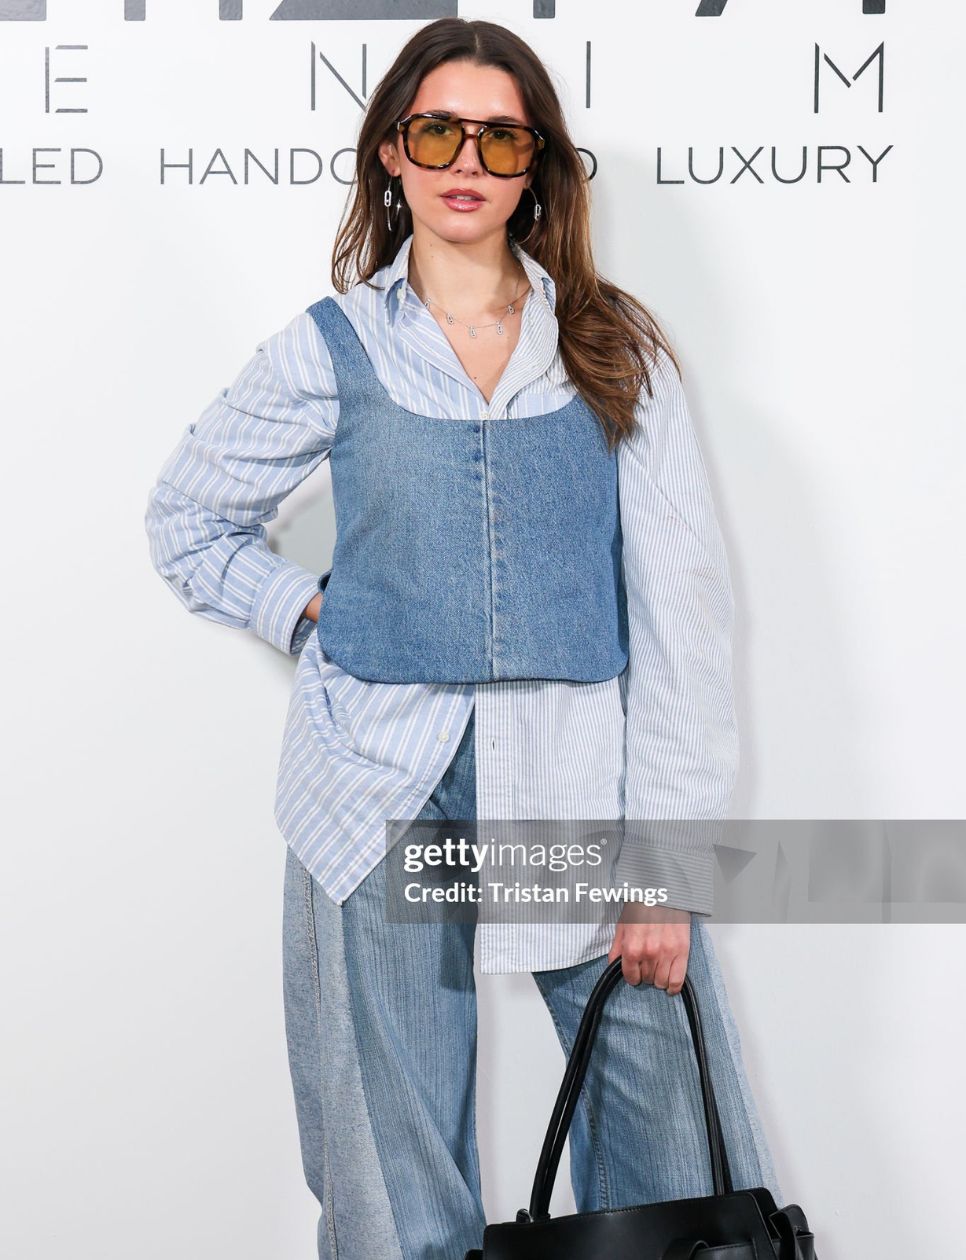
[144,231,738,974]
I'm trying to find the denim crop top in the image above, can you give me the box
[305,296,628,685]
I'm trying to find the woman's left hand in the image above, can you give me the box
[607,903,692,994]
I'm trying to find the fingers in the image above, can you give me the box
[666,950,688,997]
[622,955,644,986]
[652,953,673,992]
[609,920,691,992]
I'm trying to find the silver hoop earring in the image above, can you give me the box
[514,185,544,245]
[384,174,404,232]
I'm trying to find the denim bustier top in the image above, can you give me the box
[305,296,628,685]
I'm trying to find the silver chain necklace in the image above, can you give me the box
[417,281,532,338]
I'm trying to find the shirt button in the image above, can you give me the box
[481,410,489,420]
[438,729,450,743]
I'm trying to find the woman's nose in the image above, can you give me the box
[452,129,483,171]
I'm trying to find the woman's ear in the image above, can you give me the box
[377,139,401,178]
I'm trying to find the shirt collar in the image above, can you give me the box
[379,231,557,324]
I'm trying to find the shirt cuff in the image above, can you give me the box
[252,561,324,656]
[613,821,718,917]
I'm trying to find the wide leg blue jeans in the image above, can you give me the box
[282,707,784,1259]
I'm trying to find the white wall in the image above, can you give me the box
[1,2,962,1257]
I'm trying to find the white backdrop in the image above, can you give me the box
[1,2,963,1257]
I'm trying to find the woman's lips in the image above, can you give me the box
[441,194,484,212]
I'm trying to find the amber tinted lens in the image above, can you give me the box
[407,116,463,166]
[479,126,536,175]
[406,117,536,174]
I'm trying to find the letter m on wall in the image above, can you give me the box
[814,42,885,113]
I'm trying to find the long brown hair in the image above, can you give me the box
[331,17,681,451]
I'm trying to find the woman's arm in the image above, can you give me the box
[144,312,337,656]
[609,346,739,991]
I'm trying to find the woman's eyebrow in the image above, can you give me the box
[430,109,527,124]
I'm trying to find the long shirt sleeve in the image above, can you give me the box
[614,347,739,915]
[145,313,338,656]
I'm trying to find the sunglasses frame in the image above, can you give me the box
[395,111,545,179]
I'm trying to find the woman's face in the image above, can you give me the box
[379,59,537,247]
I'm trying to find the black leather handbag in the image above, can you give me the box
[465,955,816,1259]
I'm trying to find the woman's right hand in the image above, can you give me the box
[302,593,323,623]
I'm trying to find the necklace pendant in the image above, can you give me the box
[496,320,505,335]
[468,325,477,338]
[445,312,455,325]
[507,302,515,314]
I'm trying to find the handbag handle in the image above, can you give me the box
[522,955,733,1223]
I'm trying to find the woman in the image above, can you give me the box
[145,17,784,1259]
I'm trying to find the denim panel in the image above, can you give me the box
[282,842,404,1259]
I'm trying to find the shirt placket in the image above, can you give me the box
[394,268,555,972]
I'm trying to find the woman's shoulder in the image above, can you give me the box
[234,306,341,423]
